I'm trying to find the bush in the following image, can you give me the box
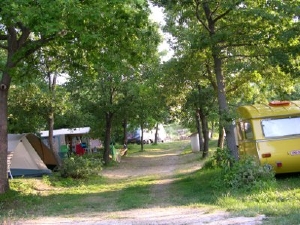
[58,155,102,179]
[224,156,276,190]
[203,147,234,171]
[206,148,275,190]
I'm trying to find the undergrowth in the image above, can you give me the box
[58,154,102,179]
[203,147,276,191]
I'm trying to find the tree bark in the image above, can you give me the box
[0,71,11,193]
[122,118,128,145]
[154,123,159,144]
[47,72,61,166]
[140,123,144,151]
[47,112,62,166]
[103,112,113,165]
[201,2,238,160]
[218,121,225,148]
[213,55,238,160]
[200,107,209,158]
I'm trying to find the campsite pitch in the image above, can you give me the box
[12,142,265,224]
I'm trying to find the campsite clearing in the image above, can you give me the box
[10,141,266,225]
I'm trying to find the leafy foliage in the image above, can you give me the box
[205,148,275,190]
[203,147,234,171]
[58,155,102,179]
[223,156,276,190]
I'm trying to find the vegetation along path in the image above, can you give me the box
[21,142,265,225]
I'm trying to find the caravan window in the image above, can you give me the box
[238,121,253,140]
[261,117,300,138]
[236,122,244,141]
[244,121,254,139]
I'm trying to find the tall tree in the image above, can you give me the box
[65,1,161,164]
[152,0,299,161]
[0,0,74,193]
[0,0,160,193]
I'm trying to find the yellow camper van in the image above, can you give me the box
[236,100,300,174]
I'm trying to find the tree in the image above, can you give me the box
[0,0,75,193]
[0,0,160,193]
[64,1,161,164]
[152,0,299,161]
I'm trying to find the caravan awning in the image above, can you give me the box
[39,127,90,137]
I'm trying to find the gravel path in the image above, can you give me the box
[20,144,266,225]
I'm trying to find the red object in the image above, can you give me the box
[262,153,271,158]
[269,101,291,107]
[76,144,85,156]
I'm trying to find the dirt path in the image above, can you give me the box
[21,145,266,225]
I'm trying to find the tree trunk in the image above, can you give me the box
[47,74,61,166]
[214,53,238,159]
[103,112,113,165]
[0,71,11,193]
[122,118,128,145]
[200,108,209,158]
[217,122,225,148]
[201,2,239,160]
[154,123,158,144]
[0,23,44,194]
[48,112,62,166]
[140,123,144,151]
[196,109,204,151]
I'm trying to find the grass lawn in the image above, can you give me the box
[1,140,300,224]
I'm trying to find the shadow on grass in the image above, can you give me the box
[2,167,300,223]
[0,167,223,221]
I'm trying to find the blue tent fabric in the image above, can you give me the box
[10,169,51,177]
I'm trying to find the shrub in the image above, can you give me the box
[223,156,276,190]
[58,155,102,179]
[203,147,234,171]
[206,148,275,190]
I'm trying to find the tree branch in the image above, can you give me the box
[194,0,210,32]
[213,1,244,23]
[7,26,17,52]
[16,22,31,49]
[205,62,217,91]
[11,34,56,67]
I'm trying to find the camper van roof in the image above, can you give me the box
[40,127,90,137]
[237,101,300,119]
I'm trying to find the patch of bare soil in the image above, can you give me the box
[20,144,266,225]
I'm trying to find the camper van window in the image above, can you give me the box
[237,122,244,140]
[262,117,300,138]
[244,122,254,139]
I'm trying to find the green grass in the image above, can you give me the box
[126,140,190,154]
[1,140,300,224]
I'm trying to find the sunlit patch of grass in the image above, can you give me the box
[127,140,190,154]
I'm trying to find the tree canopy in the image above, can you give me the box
[0,0,161,192]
